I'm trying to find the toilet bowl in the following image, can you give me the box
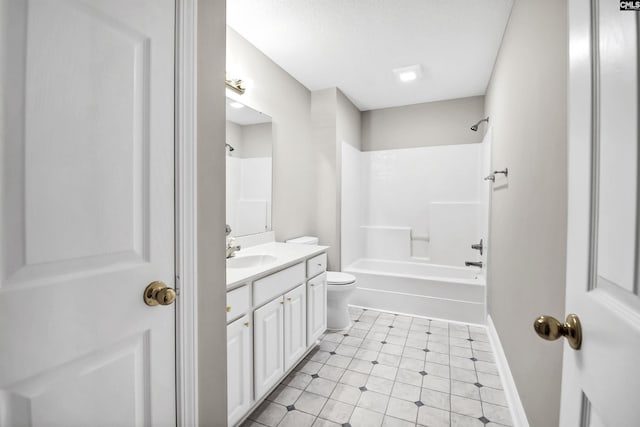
[326,271,357,331]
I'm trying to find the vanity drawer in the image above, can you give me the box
[254,262,305,307]
[307,253,327,278]
[227,285,251,322]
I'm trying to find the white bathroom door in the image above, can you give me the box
[0,0,177,426]
[560,0,640,425]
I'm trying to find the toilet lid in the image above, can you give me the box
[327,271,356,285]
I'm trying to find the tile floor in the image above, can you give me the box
[243,307,513,427]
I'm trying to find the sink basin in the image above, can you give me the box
[227,254,277,269]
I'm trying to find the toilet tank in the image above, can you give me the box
[285,236,319,245]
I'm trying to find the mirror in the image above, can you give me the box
[226,97,273,237]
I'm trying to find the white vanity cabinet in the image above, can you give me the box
[283,284,307,370]
[227,314,252,426]
[226,244,328,426]
[307,272,327,346]
[253,296,285,399]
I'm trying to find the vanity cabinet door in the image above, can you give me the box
[227,314,252,426]
[283,284,307,370]
[307,273,327,346]
[254,296,285,400]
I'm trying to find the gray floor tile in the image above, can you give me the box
[391,381,422,402]
[417,405,450,427]
[335,344,359,357]
[357,390,390,413]
[371,363,399,380]
[250,401,288,427]
[426,352,451,366]
[450,367,477,384]
[318,399,354,424]
[378,353,402,368]
[284,371,314,390]
[451,380,481,400]
[326,354,352,369]
[395,368,424,387]
[298,359,324,375]
[354,348,379,361]
[420,388,450,411]
[475,361,498,375]
[330,383,362,406]
[482,402,513,426]
[312,418,341,427]
[340,369,369,388]
[348,358,374,374]
[479,386,507,407]
[422,376,451,394]
[366,375,395,395]
[294,391,328,416]
[451,395,483,418]
[382,415,416,427]
[268,385,303,406]
[319,364,347,382]
[399,356,425,371]
[380,343,404,356]
[450,356,475,370]
[450,412,484,426]
[425,362,450,379]
[306,377,338,397]
[477,372,503,389]
[350,406,385,427]
[386,397,419,422]
[278,410,316,427]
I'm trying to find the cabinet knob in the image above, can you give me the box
[280,300,285,304]
[226,306,231,312]
[287,297,292,301]
[310,284,315,287]
[244,322,250,327]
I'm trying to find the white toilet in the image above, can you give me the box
[286,236,357,331]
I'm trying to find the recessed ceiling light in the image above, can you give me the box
[229,101,245,109]
[393,65,423,83]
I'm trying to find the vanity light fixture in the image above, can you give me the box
[393,64,423,83]
[225,76,246,95]
[229,101,245,109]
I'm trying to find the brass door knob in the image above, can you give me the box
[144,281,177,306]
[533,313,582,350]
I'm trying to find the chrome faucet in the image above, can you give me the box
[465,261,483,268]
[226,224,241,258]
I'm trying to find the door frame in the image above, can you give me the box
[175,1,199,426]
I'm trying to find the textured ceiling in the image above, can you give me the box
[228,0,513,111]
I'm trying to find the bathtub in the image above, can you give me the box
[344,259,485,324]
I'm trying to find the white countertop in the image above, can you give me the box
[226,242,329,289]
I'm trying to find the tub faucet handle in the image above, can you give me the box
[471,239,483,256]
[465,261,483,268]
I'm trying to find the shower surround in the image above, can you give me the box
[341,140,490,323]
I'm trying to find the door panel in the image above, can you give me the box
[0,0,176,425]
[227,315,252,426]
[562,0,640,425]
[253,297,284,400]
[307,273,327,346]
[284,284,307,370]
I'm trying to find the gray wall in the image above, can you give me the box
[362,96,485,151]
[227,28,315,242]
[311,88,362,270]
[197,0,228,424]
[484,0,568,425]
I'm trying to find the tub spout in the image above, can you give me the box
[465,261,483,268]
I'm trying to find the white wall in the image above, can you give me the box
[342,143,485,267]
[341,142,364,267]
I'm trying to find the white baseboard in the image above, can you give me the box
[486,315,529,427]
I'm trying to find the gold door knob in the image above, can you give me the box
[533,313,582,350]
[144,281,177,306]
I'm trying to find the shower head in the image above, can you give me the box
[225,143,235,152]
[470,117,490,131]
